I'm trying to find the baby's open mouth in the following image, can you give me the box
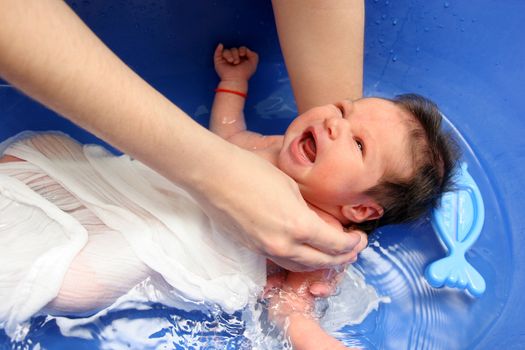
[300,130,317,163]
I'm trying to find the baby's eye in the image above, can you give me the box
[335,104,345,116]
[355,139,364,153]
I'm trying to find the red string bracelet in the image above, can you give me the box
[214,88,247,98]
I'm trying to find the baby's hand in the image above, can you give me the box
[308,266,347,297]
[284,266,346,299]
[214,44,258,82]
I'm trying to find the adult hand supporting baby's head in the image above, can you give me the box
[191,144,367,272]
[269,220,368,272]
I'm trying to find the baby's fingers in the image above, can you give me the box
[239,46,248,57]
[229,47,240,63]
[222,48,234,63]
[246,48,259,63]
[214,43,224,60]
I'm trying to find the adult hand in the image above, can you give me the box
[0,0,366,272]
[189,144,367,271]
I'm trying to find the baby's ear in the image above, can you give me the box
[341,202,384,223]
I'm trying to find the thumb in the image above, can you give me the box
[214,43,224,60]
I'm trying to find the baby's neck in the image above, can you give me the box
[255,140,344,231]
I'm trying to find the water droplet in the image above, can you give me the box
[375,19,381,25]
[392,55,398,62]
[424,27,430,32]
[382,14,387,20]
[443,2,450,8]
[392,18,398,26]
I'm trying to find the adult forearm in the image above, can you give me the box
[272,0,364,113]
[0,0,367,271]
[0,0,226,189]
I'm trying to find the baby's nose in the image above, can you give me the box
[324,117,340,140]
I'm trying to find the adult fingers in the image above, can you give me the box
[303,218,363,256]
[269,243,362,272]
[354,230,368,253]
[344,229,368,259]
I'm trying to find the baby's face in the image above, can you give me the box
[278,98,413,223]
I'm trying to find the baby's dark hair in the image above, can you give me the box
[356,93,460,234]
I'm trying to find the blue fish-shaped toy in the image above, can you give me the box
[425,162,486,297]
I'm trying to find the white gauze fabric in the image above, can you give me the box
[0,132,266,334]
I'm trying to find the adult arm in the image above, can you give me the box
[0,0,363,271]
[272,0,365,113]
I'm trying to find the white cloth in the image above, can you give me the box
[0,132,266,334]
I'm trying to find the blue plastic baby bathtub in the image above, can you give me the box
[1,1,524,349]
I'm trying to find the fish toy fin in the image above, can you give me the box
[425,162,486,297]
[425,253,486,297]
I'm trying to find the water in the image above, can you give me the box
[1,211,507,350]
[0,118,506,350]
[339,215,503,350]
[0,221,492,350]
[1,263,388,350]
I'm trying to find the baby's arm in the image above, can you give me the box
[267,268,355,350]
[211,44,254,139]
[265,214,365,349]
[211,44,277,149]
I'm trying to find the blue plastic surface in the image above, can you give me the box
[426,163,486,297]
[1,0,524,349]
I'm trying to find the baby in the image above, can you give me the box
[0,44,456,349]
[211,44,458,349]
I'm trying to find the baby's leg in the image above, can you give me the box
[0,154,153,315]
[45,229,152,315]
